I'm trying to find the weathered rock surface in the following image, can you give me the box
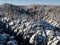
[0,3,60,45]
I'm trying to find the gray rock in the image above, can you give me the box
[0,34,9,44]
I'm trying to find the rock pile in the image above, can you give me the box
[0,16,60,45]
[0,3,60,45]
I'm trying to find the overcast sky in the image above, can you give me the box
[0,0,60,5]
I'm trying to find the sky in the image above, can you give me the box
[0,0,60,5]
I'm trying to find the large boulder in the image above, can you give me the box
[0,33,9,44]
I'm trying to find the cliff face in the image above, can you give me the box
[0,3,60,45]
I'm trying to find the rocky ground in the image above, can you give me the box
[0,3,60,45]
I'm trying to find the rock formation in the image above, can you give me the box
[0,3,60,45]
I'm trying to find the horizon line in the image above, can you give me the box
[0,3,60,6]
